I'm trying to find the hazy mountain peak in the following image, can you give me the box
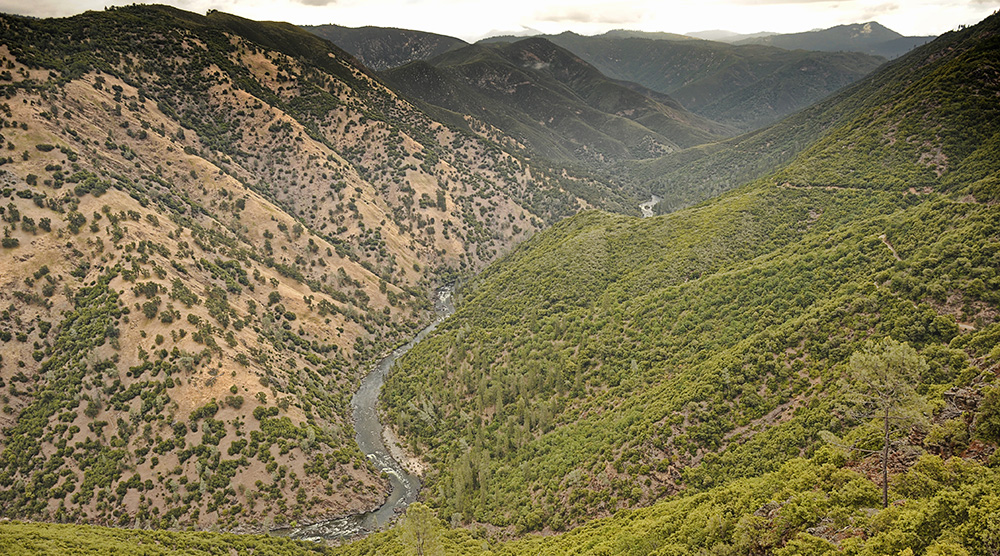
[732,20,930,58]
[474,27,544,43]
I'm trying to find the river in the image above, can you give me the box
[639,194,662,218]
[275,286,455,542]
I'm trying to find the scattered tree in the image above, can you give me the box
[826,337,929,508]
[399,502,442,556]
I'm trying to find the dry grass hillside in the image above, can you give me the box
[0,5,605,531]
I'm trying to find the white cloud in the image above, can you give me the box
[534,2,649,25]
[294,0,339,7]
[730,0,839,4]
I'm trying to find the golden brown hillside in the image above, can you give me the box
[0,5,603,531]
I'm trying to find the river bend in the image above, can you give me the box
[278,287,454,541]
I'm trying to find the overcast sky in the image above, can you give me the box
[3,0,998,42]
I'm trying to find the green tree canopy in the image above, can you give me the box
[400,503,443,556]
[843,337,930,507]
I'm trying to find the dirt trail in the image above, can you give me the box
[879,234,901,261]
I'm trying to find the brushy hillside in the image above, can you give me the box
[0,4,616,531]
[304,24,467,71]
[0,521,334,555]
[382,38,734,165]
[628,11,1000,213]
[8,451,1000,554]
[371,10,1000,537]
[334,455,1000,555]
[517,31,885,130]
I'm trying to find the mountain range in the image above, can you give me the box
[521,31,886,130]
[381,38,735,164]
[319,26,893,133]
[723,22,935,59]
[1,4,999,556]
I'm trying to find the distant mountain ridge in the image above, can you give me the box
[696,22,935,59]
[601,29,697,41]
[687,29,778,41]
[382,37,735,164]
[527,31,885,130]
[304,24,889,133]
[304,24,467,70]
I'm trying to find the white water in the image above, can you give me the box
[639,194,662,218]
[274,287,455,542]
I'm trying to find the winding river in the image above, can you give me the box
[277,287,455,542]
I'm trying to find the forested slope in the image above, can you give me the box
[371,10,1000,539]
[628,12,1000,212]
[334,455,1000,555]
[382,185,999,534]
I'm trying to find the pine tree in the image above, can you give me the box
[829,337,930,508]
[400,502,442,556]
